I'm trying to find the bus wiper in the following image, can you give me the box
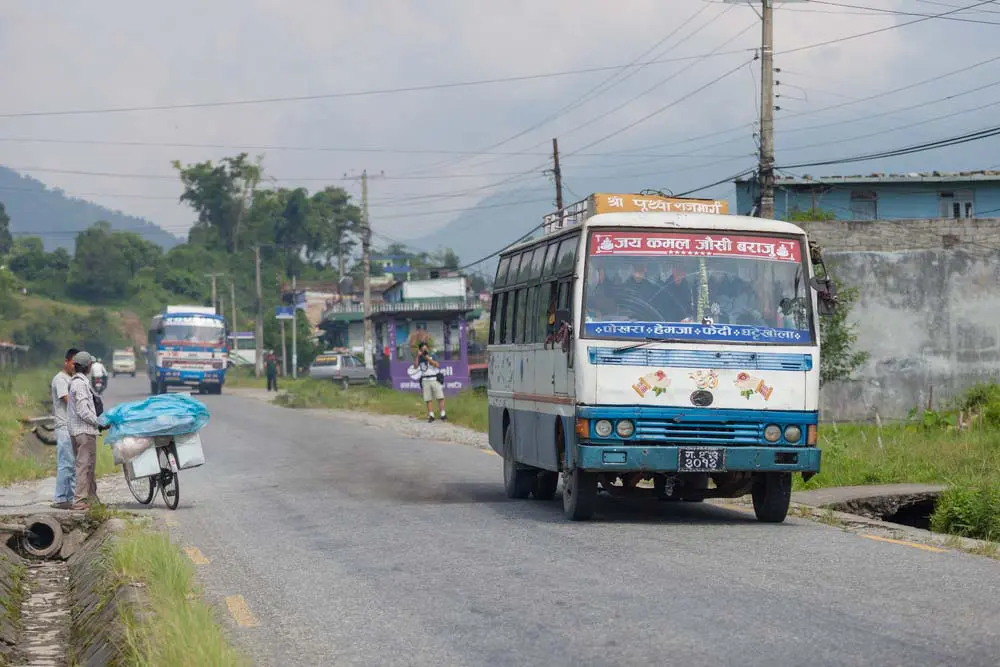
[613,337,662,354]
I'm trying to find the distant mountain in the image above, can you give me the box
[408,186,554,280]
[0,166,181,251]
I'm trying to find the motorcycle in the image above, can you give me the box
[92,375,107,395]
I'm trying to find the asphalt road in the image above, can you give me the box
[105,377,1000,667]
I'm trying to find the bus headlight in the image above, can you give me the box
[764,424,782,443]
[784,425,802,444]
[594,420,614,438]
[616,420,635,438]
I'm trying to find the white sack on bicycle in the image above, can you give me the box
[113,435,156,464]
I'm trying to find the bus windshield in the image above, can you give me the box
[583,230,813,345]
[160,317,225,346]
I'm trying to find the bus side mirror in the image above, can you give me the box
[810,277,838,317]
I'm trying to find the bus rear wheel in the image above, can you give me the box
[562,468,597,521]
[502,428,534,500]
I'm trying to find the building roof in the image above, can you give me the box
[736,170,1000,187]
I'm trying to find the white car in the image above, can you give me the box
[308,353,375,389]
[112,350,136,377]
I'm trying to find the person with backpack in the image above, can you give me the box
[413,342,446,423]
[67,351,106,510]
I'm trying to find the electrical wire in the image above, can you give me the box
[777,0,999,55]
[402,2,722,178]
[0,50,753,120]
[805,0,1000,25]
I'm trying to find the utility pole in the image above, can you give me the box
[254,245,263,378]
[759,0,776,219]
[280,319,287,377]
[552,138,564,210]
[345,169,384,370]
[205,272,221,313]
[291,275,298,379]
[230,281,237,349]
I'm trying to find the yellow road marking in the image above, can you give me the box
[183,546,210,565]
[483,449,498,456]
[225,595,260,628]
[861,534,946,553]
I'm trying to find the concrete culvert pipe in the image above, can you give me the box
[21,515,63,559]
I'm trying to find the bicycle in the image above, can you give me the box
[123,438,181,510]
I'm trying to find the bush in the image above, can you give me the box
[931,484,1000,541]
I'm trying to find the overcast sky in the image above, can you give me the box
[2,0,1000,246]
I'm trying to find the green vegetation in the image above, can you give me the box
[0,369,53,485]
[0,152,476,374]
[787,208,868,384]
[108,523,246,667]
[802,383,1000,541]
[275,380,489,433]
[0,368,117,486]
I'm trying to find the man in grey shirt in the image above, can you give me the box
[67,351,103,510]
[50,348,79,509]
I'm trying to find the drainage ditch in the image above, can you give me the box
[825,491,940,531]
[0,514,131,667]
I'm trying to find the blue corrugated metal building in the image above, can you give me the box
[734,171,1000,220]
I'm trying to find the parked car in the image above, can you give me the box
[308,353,375,389]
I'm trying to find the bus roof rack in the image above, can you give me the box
[542,192,729,236]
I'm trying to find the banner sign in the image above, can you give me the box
[589,231,801,263]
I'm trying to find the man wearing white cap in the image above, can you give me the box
[67,351,103,510]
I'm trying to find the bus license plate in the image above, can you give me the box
[677,448,726,472]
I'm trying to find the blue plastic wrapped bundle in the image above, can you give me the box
[99,394,211,444]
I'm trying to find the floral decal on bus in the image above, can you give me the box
[735,372,774,401]
[632,370,670,398]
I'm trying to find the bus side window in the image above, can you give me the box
[557,280,574,318]
[515,288,529,344]
[489,294,501,344]
[524,285,539,343]
[501,291,515,344]
[538,282,554,341]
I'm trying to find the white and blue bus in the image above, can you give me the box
[147,305,228,395]
[487,193,836,521]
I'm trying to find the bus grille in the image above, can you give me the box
[633,419,761,445]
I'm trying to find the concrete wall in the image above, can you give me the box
[801,218,1000,421]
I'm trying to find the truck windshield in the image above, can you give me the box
[582,230,813,345]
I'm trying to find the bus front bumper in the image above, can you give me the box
[574,443,820,473]
[158,370,225,386]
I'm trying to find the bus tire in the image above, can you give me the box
[562,468,597,521]
[533,471,559,501]
[502,428,534,500]
[751,472,792,523]
[156,379,166,396]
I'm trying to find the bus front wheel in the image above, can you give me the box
[502,428,534,500]
[562,468,597,521]
[751,472,792,523]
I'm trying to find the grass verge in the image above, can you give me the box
[0,369,53,485]
[108,522,246,667]
[275,379,488,432]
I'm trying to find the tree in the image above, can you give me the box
[0,202,11,257]
[173,153,262,253]
[819,281,868,385]
[67,223,133,302]
[309,187,361,276]
[787,208,868,384]
[8,237,48,282]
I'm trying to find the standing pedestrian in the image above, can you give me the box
[265,352,279,392]
[67,351,104,510]
[413,342,446,423]
[50,348,79,510]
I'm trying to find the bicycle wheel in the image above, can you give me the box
[160,470,180,510]
[123,464,155,505]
